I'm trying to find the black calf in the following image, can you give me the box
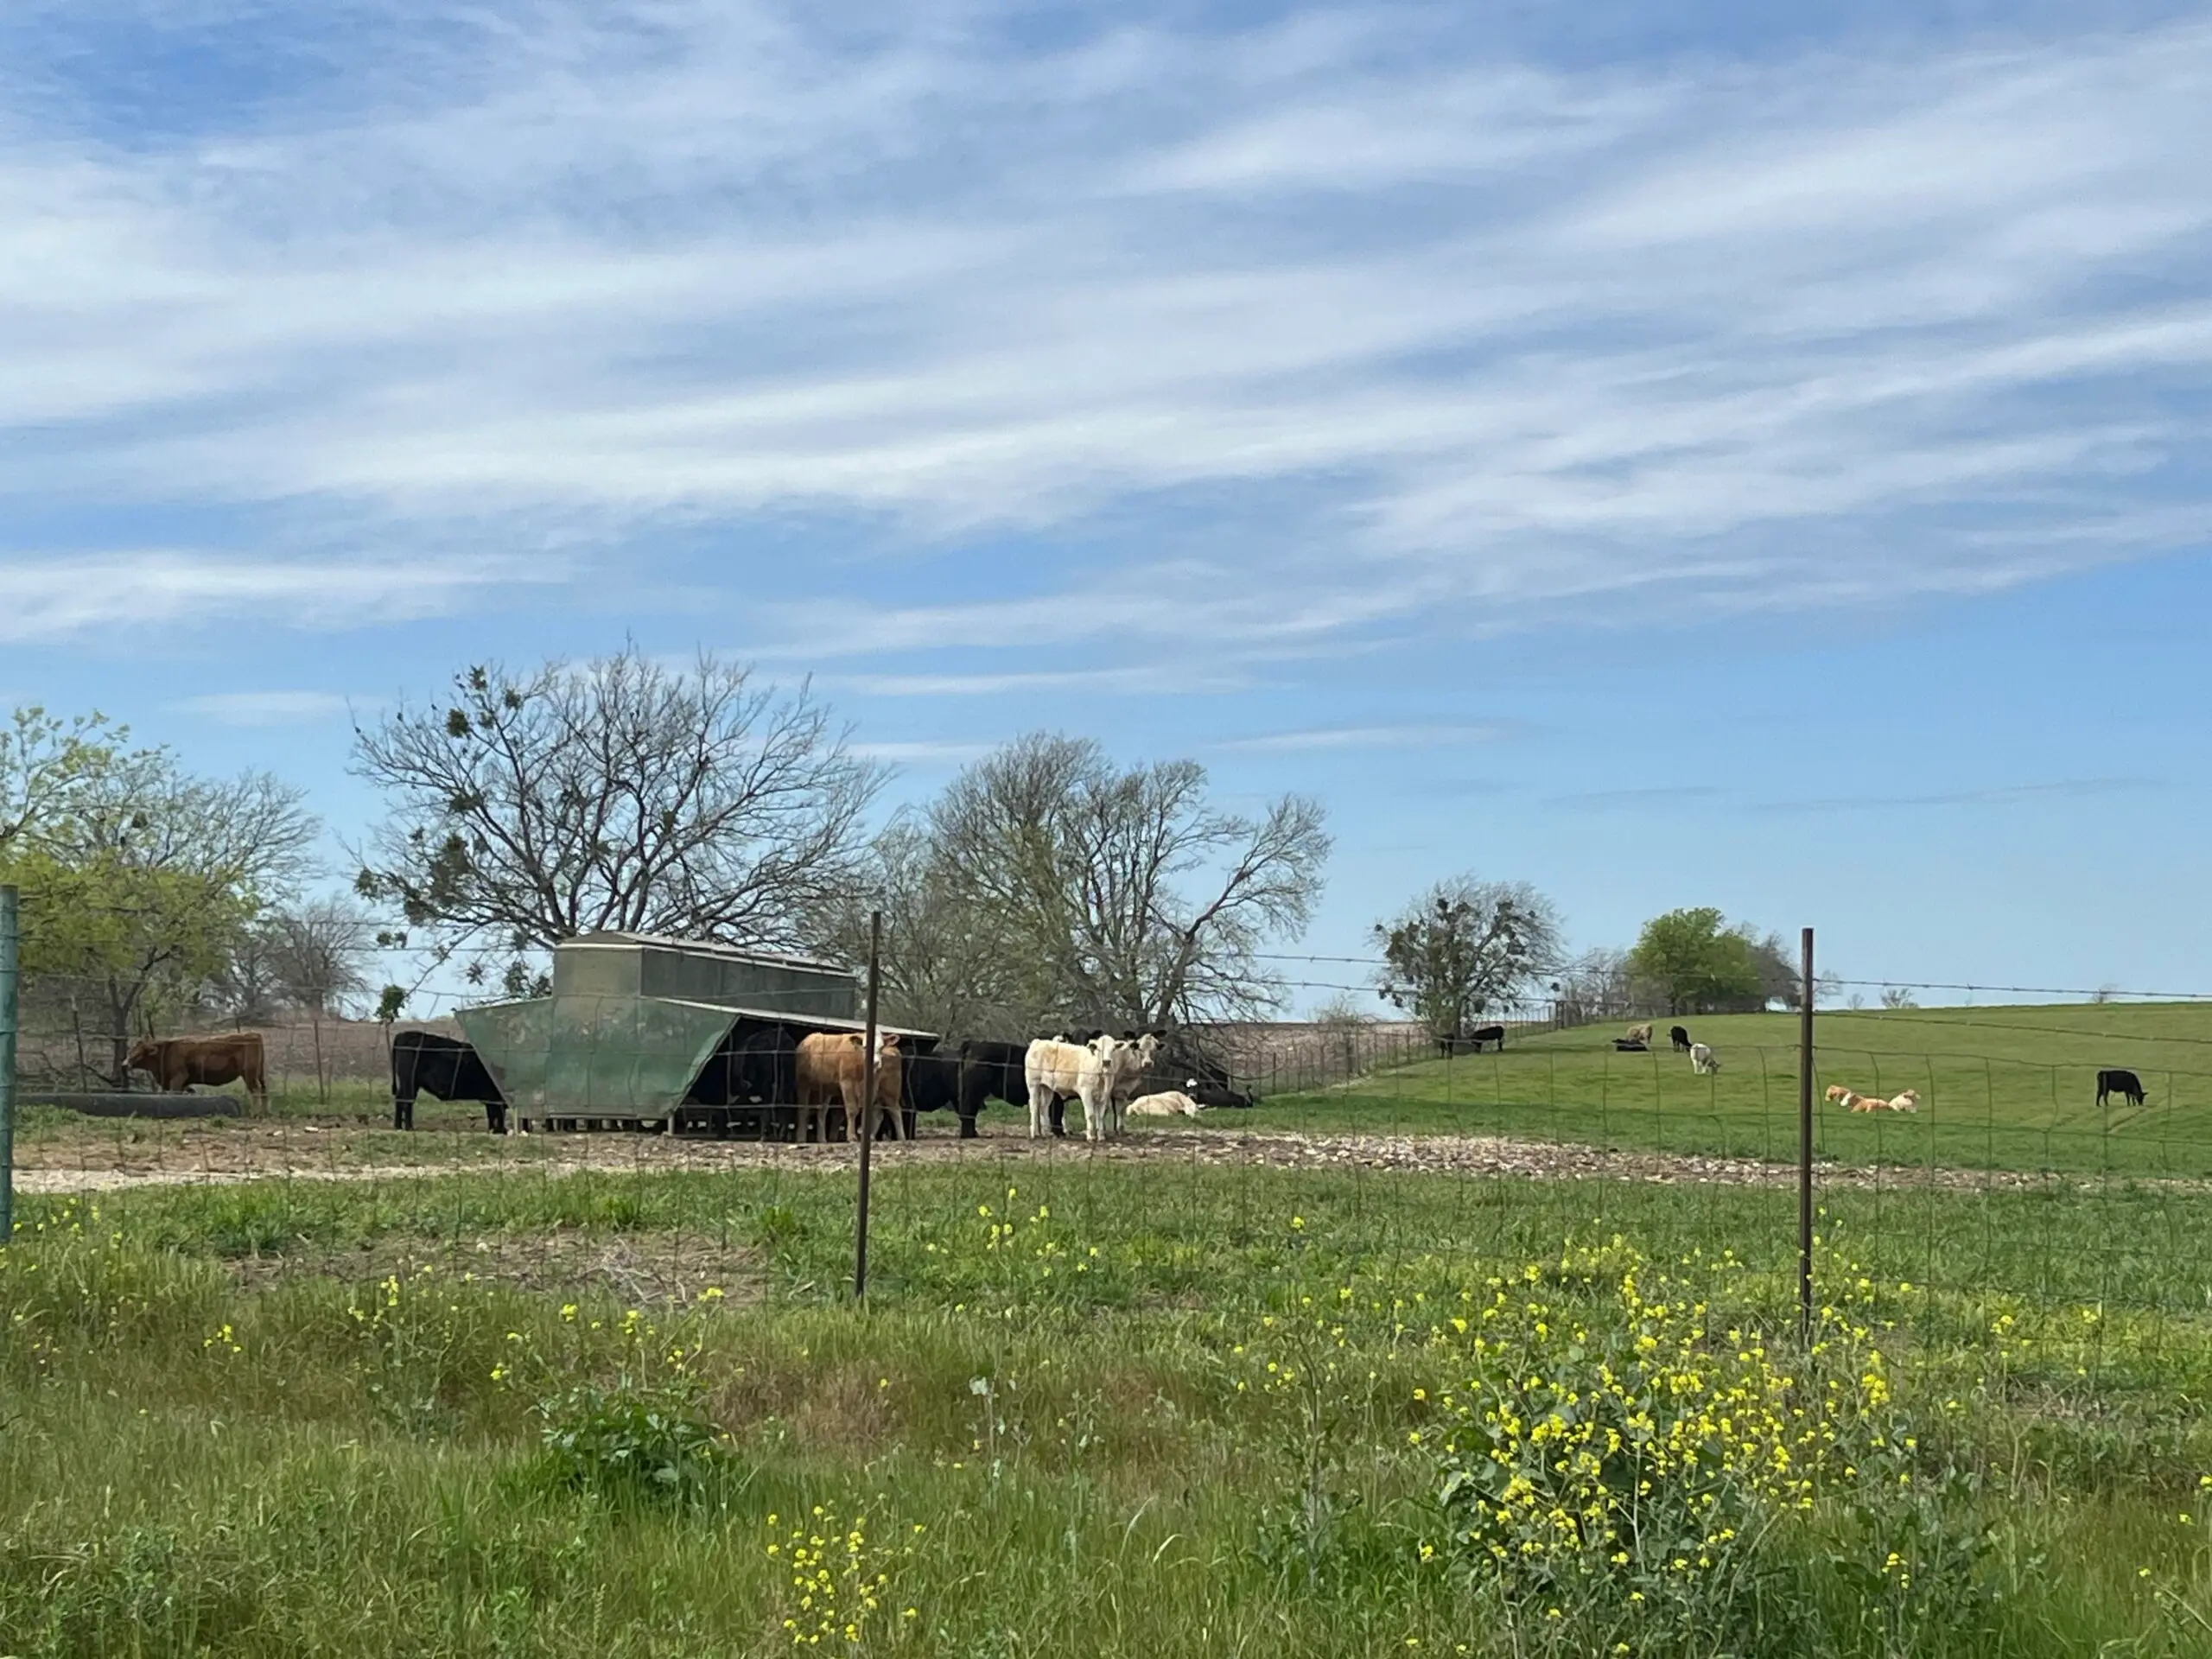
[1669,1026,1693,1052]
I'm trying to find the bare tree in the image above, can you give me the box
[816,819,1020,1039]
[1554,946,1635,1023]
[352,648,886,983]
[1374,875,1562,1041]
[925,734,1331,1033]
[266,897,375,1015]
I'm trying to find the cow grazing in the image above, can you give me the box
[1689,1042,1720,1075]
[2097,1069,2147,1109]
[1185,1079,1254,1110]
[126,1033,269,1113]
[1125,1090,1203,1119]
[1669,1026,1693,1053]
[795,1031,906,1145]
[1025,1034,1122,1141]
[1624,1023,1654,1046]
[391,1031,506,1132]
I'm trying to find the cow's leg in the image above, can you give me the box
[1049,1095,1066,1138]
[394,1093,414,1130]
[486,1100,508,1135]
[957,1110,979,1140]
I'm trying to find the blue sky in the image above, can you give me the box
[4,0,2209,1011]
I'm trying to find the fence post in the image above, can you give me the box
[852,909,883,1301]
[0,886,16,1244]
[1798,926,1815,1346]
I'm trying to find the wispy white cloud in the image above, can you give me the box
[170,690,357,725]
[0,550,562,641]
[1,4,2209,647]
[1217,721,1519,753]
[846,737,994,764]
[825,664,1258,697]
[1752,777,2169,814]
[1549,785,1724,810]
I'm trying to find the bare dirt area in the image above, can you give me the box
[10,1109,2150,1197]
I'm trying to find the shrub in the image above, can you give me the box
[533,1378,721,1500]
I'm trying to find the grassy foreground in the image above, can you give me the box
[8,1158,2212,1656]
[1256,1001,2212,1177]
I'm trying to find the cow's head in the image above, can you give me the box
[124,1039,161,1073]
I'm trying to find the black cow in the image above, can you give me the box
[1612,1038,1649,1052]
[1185,1079,1254,1109]
[1669,1026,1693,1053]
[687,1023,800,1105]
[904,1050,964,1128]
[1437,1024,1507,1056]
[2097,1068,2146,1109]
[680,1023,807,1138]
[391,1031,505,1133]
[959,1039,1035,1139]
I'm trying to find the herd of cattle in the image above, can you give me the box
[386,1023,1254,1140]
[1614,1023,1723,1074]
[113,1025,2161,1129]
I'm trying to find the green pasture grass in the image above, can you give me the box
[1249,1001,2212,1178]
[9,1161,2212,1655]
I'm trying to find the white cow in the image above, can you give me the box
[1105,1033,1163,1134]
[1124,1090,1203,1119]
[1689,1042,1720,1075]
[1025,1034,1123,1141]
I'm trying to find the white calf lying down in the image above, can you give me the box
[1124,1090,1203,1119]
[1689,1041,1721,1075]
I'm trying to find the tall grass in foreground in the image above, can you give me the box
[6,1165,2212,1656]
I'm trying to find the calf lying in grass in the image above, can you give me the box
[1839,1087,1919,1114]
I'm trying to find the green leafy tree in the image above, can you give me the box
[0,706,139,854]
[1625,907,1766,1015]
[1,722,317,1084]
[1374,877,1562,1040]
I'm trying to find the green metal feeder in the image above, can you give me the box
[455,931,935,1134]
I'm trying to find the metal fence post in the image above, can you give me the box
[1,885,16,1244]
[1798,925,1815,1346]
[853,909,883,1301]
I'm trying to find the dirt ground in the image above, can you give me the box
[9,1107,2139,1197]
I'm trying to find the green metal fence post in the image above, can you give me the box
[1,885,16,1244]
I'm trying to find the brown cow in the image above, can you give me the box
[793,1031,905,1145]
[125,1033,270,1112]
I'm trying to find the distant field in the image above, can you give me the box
[1250,1001,2212,1177]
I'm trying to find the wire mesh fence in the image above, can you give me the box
[10,979,2212,1379]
